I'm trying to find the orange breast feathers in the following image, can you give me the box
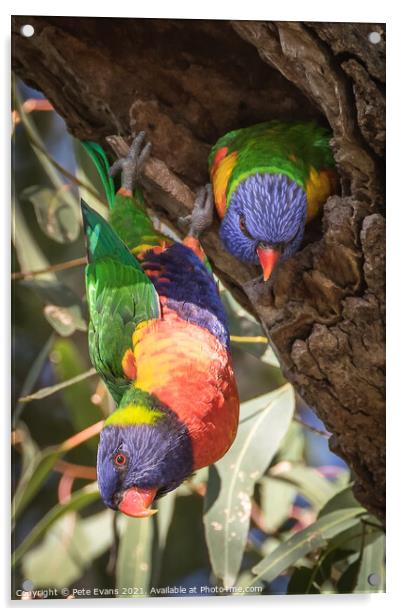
[126,310,239,469]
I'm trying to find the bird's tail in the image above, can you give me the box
[81,140,116,209]
[81,140,171,257]
[81,199,143,273]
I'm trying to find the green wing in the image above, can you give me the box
[82,201,160,403]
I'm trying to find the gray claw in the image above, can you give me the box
[109,131,152,191]
[185,183,214,238]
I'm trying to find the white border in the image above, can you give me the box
[2,1,399,613]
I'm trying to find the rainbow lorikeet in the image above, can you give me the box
[195,121,338,281]
[81,133,239,518]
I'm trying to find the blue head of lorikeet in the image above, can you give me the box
[96,391,193,516]
[219,173,307,278]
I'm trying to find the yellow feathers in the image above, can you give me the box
[305,167,335,223]
[211,151,238,218]
[103,404,163,426]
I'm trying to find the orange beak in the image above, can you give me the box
[118,486,158,518]
[256,246,281,281]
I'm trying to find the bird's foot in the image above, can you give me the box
[108,131,152,192]
[179,184,214,238]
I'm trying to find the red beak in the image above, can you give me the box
[256,246,281,281]
[118,486,158,518]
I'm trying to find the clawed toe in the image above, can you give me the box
[109,131,152,192]
[184,183,214,238]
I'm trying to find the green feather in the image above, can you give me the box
[109,189,169,254]
[81,141,115,209]
[81,201,160,403]
[209,121,335,206]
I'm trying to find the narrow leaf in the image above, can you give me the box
[251,507,365,585]
[21,184,80,244]
[12,483,99,568]
[22,509,114,589]
[269,464,343,510]
[204,384,295,588]
[22,279,87,336]
[13,334,55,425]
[259,476,296,532]
[18,368,97,402]
[355,532,385,592]
[116,516,153,597]
[12,446,61,522]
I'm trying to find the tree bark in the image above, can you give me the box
[12,16,385,519]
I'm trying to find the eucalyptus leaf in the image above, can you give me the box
[287,566,321,594]
[150,491,177,588]
[12,483,100,568]
[221,291,268,360]
[116,515,153,597]
[251,507,365,585]
[21,184,80,244]
[51,339,102,450]
[276,420,305,463]
[12,195,53,280]
[12,445,61,522]
[15,89,78,213]
[18,368,97,402]
[337,556,360,593]
[22,279,87,336]
[22,509,114,589]
[204,384,295,588]
[319,485,359,518]
[13,334,55,425]
[269,464,342,510]
[355,532,385,592]
[259,476,296,532]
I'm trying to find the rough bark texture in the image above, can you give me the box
[11,17,385,519]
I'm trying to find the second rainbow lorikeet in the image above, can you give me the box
[186,121,338,281]
[82,133,239,518]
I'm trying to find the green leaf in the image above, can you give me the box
[355,532,385,592]
[319,485,359,518]
[150,491,176,588]
[260,346,281,368]
[287,566,321,594]
[204,384,295,588]
[116,516,153,597]
[12,483,100,568]
[15,88,78,215]
[337,556,360,593]
[12,444,61,523]
[18,368,97,402]
[13,334,55,425]
[269,464,345,510]
[221,291,267,359]
[21,184,80,244]
[51,339,102,444]
[155,491,176,554]
[259,476,296,532]
[22,510,114,589]
[276,420,305,463]
[12,195,53,280]
[250,507,365,585]
[22,279,87,336]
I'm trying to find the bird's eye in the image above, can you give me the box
[239,215,253,240]
[114,452,127,467]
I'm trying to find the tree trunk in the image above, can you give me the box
[12,16,385,519]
